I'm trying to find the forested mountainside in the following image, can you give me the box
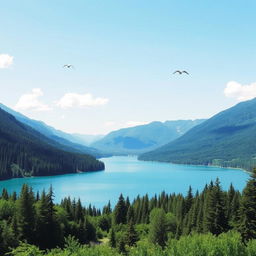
[140,98,256,171]
[0,108,104,180]
[0,104,103,157]
[92,119,205,155]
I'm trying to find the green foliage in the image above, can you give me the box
[8,242,43,256]
[140,98,256,171]
[148,208,167,248]
[17,184,36,244]
[109,228,116,248]
[0,108,104,180]
[203,178,228,235]
[167,231,247,256]
[239,169,256,242]
[125,221,138,246]
[113,194,127,225]
[64,235,82,253]
[2,174,256,255]
[9,231,256,256]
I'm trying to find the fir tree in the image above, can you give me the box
[118,237,126,254]
[185,186,193,214]
[16,184,35,244]
[125,220,138,246]
[109,228,116,248]
[203,179,228,235]
[127,206,135,223]
[239,169,256,242]
[149,208,167,248]
[113,194,127,225]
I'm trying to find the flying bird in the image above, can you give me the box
[63,64,74,69]
[173,70,189,75]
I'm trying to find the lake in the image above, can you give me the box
[0,156,249,208]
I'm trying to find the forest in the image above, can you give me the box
[139,98,256,172]
[0,170,256,255]
[0,108,105,180]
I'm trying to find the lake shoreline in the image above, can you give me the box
[0,156,249,208]
[137,157,249,174]
[0,168,104,182]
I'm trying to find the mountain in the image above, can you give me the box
[0,104,103,157]
[139,98,256,170]
[70,134,104,145]
[92,119,205,155]
[0,108,104,180]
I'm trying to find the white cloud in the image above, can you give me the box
[0,54,14,68]
[224,81,256,101]
[56,93,109,109]
[14,88,51,111]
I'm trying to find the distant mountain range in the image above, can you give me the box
[0,104,103,157]
[92,119,205,155]
[70,133,104,146]
[0,107,104,180]
[139,98,256,171]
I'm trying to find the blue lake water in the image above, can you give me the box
[0,156,249,208]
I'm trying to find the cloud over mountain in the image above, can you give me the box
[14,88,51,111]
[224,81,256,101]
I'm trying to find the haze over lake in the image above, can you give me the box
[0,156,249,208]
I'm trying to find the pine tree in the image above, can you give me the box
[118,237,126,254]
[75,199,84,221]
[113,194,127,225]
[83,217,96,243]
[16,184,35,244]
[36,187,61,249]
[10,191,17,201]
[109,228,116,248]
[103,200,112,215]
[227,183,235,221]
[185,186,193,214]
[1,188,8,200]
[149,208,167,248]
[239,169,256,242]
[230,191,241,226]
[125,220,138,246]
[127,206,135,223]
[141,194,149,223]
[203,179,228,235]
[11,215,19,239]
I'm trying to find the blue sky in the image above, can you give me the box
[1,0,256,134]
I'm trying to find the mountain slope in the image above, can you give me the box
[0,108,104,180]
[92,120,205,155]
[0,104,102,157]
[139,98,256,170]
[70,133,104,145]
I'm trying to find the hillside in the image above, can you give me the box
[92,119,205,155]
[0,108,104,180]
[139,98,256,170]
[0,104,103,157]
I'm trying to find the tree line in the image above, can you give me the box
[0,108,105,180]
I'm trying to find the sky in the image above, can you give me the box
[1,0,256,135]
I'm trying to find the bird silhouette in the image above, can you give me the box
[63,64,74,69]
[173,70,189,75]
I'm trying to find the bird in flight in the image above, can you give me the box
[63,64,74,69]
[173,70,189,75]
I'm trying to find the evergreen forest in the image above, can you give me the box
[1,170,256,255]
